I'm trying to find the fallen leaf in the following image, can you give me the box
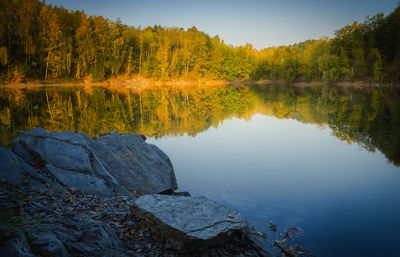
[257,231,266,238]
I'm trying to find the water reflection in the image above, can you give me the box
[148,114,400,257]
[1,84,399,166]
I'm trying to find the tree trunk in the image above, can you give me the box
[139,33,143,77]
[45,49,51,80]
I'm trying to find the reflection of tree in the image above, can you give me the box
[0,84,399,166]
[250,84,400,166]
[0,85,257,141]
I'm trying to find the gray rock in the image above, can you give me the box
[131,194,248,252]
[45,164,113,195]
[0,147,48,189]
[0,147,29,185]
[27,218,134,257]
[10,128,177,195]
[88,132,177,194]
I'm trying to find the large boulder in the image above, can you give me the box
[88,131,177,195]
[8,128,177,195]
[131,194,248,252]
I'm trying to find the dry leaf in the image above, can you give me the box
[257,231,266,238]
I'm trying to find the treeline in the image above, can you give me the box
[253,9,400,83]
[0,0,399,83]
[0,0,255,82]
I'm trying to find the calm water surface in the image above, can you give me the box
[1,84,400,256]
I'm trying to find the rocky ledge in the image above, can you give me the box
[7,128,177,195]
[0,129,270,257]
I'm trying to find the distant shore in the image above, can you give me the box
[0,77,228,88]
[0,77,397,89]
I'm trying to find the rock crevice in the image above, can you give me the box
[187,219,244,234]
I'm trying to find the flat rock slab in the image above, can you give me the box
[132,194,248,251]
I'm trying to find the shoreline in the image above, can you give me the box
[1,77,398,89]
[0,77,230,89]
[0,78,394,91]
[0,129,272,256]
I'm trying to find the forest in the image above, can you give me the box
[0,0,399,83]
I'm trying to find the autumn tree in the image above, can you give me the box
[39,5,64,79]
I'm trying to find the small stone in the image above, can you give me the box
[134,243,143,249]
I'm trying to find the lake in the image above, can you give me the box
[1,83,400,257]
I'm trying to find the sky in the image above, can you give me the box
[47,0,398,49]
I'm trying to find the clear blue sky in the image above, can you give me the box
[47,0,398,49]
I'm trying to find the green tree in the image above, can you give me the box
[371,48,383,81]
[318,54,341,82]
